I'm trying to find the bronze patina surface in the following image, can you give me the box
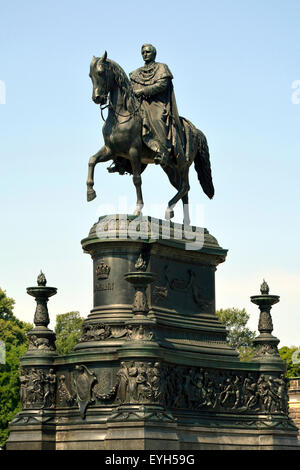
[6,47,299,450]
[86,46,214,225]
[7,218,300,450]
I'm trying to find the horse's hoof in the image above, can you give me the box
[134,204,144,216]
[165,208,174,220]
[87,189,97,202]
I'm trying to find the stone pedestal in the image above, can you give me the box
[289,377,300,442]
[6,216,300,450]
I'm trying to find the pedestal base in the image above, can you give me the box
[7,411,299,450]
[7,216,300,450]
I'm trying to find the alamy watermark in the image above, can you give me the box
[291,80,300,104]
[94,199,206,250]
[0,80,6,104]
[0,341,5,365]
[96,214,204,250]
[292,349,300,365]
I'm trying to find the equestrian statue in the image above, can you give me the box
[87,44,214,225]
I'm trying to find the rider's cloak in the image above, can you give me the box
[129,62,185,162]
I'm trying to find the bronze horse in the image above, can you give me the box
[87,52,214,225]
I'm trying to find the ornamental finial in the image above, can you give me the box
[135,253,147,272]
[260,279,269,295]
[37,270,47,287]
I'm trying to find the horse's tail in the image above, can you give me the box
[194,130,214,199]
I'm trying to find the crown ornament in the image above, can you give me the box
[96,260,111,280]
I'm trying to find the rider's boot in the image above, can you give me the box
[107,161,125,175]
[108,163,119,173]
[154,152,169,167]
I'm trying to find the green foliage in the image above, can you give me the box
[0,287,15,322]
[55,311,84,355]
[0,296,32,448]
[216,307,256,361]
[279,346,300,378]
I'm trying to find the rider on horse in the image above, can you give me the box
[88,49,214,222]
[130,44,185,167]
[109,44,185,174]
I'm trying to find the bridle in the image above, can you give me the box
[100,97,141,122]
[96,61,141,122]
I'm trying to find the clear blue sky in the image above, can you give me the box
[1,0,300,346]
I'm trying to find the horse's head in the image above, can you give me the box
[89,51,111,105]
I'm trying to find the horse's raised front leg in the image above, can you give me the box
[87,146,112,201]
[129,147,144,216]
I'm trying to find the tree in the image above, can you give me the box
[55,311,84,355]
[0,288,32,448]
[0,288,15,322]
[279,346,300,378]
[216,307,256,361]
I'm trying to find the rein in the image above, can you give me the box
[100,103,110,121]
[97,62,141,122]
[100,96,141,122]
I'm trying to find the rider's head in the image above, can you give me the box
[141,44,156,64]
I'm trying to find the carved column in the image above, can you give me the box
[124,252,156,316]
[123,250,157,344]
[16,272,58,415]
[25,271,57,357]
[109,249,174,424]
[251,280,281,359]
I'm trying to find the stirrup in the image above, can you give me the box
[107,163,118,173]
[160,155,168,167]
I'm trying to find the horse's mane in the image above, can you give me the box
[107,58,136,111]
